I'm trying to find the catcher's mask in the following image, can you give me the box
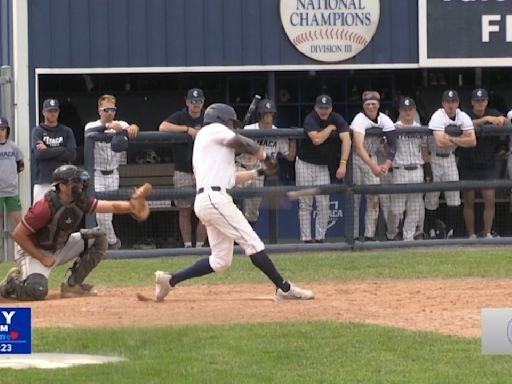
[203,103,239,127]
[52,165,90,190]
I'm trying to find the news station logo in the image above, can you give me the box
[0,308,31,354]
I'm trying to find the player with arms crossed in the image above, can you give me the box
[155,103,314,302]
[0,165,150,300]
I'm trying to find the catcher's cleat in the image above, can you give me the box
[274,283,314,301]
[0,267,21,298]
[155,271,173,302]
[60,281,97,298]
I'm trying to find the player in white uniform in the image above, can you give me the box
[84,94,139,249]
[350,91,397,241]
[424,90,476,239]
[154,103,313,302]
[387,97,428,241]
[236,99,295,227]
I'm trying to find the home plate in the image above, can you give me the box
[0,353,126,369]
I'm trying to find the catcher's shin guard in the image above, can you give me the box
[67,228,108,285]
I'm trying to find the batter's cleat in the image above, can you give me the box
[274,283,314,301]
[0,267,21,298]
[60,281,98,298]
[155,271,173,302]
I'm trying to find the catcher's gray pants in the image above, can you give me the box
[352,155,380,238]
[94,169,119,244]
[388,167,424,241]
[425,154,460,209]
[295,157,330,241]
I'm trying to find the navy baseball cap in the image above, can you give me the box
[111,131,129,152]
[315,95,332,107]
[0,116,9,128]
[43,98,59,110]
[442,90,459,102]
[399,97,416,109]
[471,88,489,100]
[186,88,205,102]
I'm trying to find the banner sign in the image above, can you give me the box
[280,0,380,63]
[420,0,512,66]
[0,308,31,354]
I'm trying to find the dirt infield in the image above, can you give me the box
[3,278,511,338]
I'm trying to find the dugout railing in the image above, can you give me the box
[84,124,512,258]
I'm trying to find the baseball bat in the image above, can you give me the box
[241,95,262,127]
[286,187,322,200]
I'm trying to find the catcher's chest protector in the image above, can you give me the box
[36,192,85,251]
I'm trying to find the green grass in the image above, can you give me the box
[1,246,509,289]
[1,248,511,382]
[1,322,510,384]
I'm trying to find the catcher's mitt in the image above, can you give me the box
[130,183,152,221]
[257,157,278,177]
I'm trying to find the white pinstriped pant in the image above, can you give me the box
[387,167,424,241]
[424,155,460,209]
[94,169,119,244]
[295,157,330,241]
[352,155,380,238]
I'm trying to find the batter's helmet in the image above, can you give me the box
[203,103,238,126]
[257,99,277,116]
[0,116,10,139]
[52,165,90,186]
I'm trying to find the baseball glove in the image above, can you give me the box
[257,157,278,177]
[129,183,152,221]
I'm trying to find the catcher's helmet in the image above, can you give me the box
[203,103,238,126]
[0,116,10,139]
[257,99,277,116]
[52,164,90,186]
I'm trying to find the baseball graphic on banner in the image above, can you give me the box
[280,0,380,63]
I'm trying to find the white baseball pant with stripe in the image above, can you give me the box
[352,155,380,238]
[424,154,460,209]
[94,170,119,244]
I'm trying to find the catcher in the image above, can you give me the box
[0,164,151,300]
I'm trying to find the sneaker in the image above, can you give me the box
[0,267,21,298]
[468,234,477,239]
[60,281,98,298]
[155,271,173,302]
[275,283,314,301]
[108,238,122,250]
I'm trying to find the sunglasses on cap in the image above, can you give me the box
[70,170,90,183]
[189,99,204,105]
[101,107,117,113]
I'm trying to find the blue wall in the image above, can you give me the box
[28,0,418,69]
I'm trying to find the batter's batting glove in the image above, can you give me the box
[257,157,278,177]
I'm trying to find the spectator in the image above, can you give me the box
[459,88,508,238]
[159,88,207,248]
[32,99,77,202]
[236,99,295,227]
[424,90,476,239]
[350,91,397,241]
[0,116,24,232]
[295,95,350,243]
[85,94,140,250]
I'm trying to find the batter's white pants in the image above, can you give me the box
[194,188,265,272]
[94,170,119,244]
[295,157,330,241]
[352,155,380,238]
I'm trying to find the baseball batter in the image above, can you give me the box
[425,90,476,239]
[387,97,427,241]
[350,91,397,241]
[155,103,314,302]
[236,99,295,226]
[84,94,139,249]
